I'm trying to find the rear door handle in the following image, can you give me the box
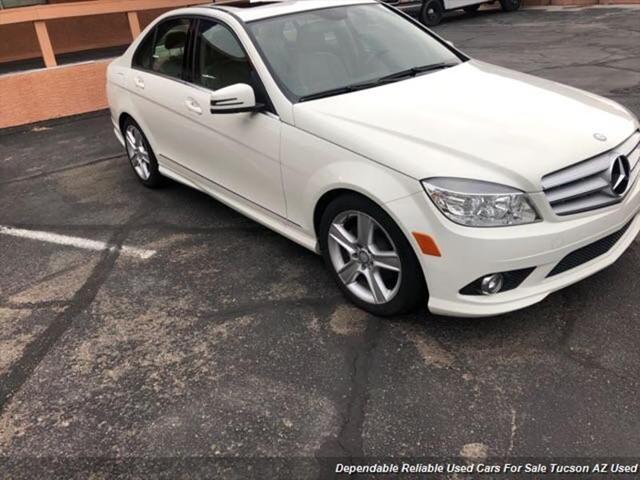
[134,77,145,89]
[185,98,202,115]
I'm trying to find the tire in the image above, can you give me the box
[499,0,520,12]
[463,3,481,13]
[122,118,164,188]
[419,0,444,27]
[319,194,427,317]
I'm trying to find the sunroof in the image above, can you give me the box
[213,0,286,8]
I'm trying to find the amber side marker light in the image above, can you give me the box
[412,232,442,257]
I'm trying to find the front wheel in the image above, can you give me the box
[420,0,445,27]
[499,0,520,12]
[319,194,426,317]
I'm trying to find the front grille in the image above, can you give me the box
[542,131,640,216]
[547,220,632,277]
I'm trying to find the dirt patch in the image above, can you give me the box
[329,305,367,336]
[460,442,489,462]
[133,233,193,254]
[408,332,455,368]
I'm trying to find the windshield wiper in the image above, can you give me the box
[298,80,381,102]
[297,63,456,102]
[378,62,456,82]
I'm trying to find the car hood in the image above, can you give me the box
[292,60,638,192]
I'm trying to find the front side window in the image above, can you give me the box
[194,20,253,91]
[248,4,463,101]
[133,17,190,79]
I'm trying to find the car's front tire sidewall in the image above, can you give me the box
[319,194,427,317]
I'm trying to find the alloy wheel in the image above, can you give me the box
[327,210,402,305]
[125,124,152,181]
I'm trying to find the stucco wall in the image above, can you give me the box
[0,59,110,128]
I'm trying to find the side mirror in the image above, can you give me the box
[210,83,264,114]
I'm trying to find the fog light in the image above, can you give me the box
[480,273,504,295]
[460,268,534,296]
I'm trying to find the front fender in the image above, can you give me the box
[281,124,422,236]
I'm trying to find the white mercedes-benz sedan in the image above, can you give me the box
[107,0,640,317]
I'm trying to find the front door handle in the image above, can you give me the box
[134,77,145,89]
[185,98,203,115]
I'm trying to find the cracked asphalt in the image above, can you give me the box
[1,5,640,479]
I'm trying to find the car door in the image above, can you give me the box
[128,17,198,166]
[176,18,286,217]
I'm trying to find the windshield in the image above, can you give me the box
[247,4,463,102]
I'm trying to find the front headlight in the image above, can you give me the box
[422,177,539,227]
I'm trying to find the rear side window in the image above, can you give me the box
[132,30,155,70]
[133,17,191,79]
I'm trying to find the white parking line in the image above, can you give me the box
[0,226,156,260]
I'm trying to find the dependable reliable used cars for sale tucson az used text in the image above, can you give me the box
[107,0,640,318]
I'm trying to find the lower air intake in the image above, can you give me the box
[547,220,632,277]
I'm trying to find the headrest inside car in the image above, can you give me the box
[164,30,187,50]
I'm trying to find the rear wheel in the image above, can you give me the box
[122,118,163,188]
[420,0,445,27]
[319,194,426,316]
[500,0,520,12]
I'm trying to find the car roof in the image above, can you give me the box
[207,0,377,22]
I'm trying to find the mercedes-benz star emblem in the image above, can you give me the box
[609,155,631,197]
[594,133,607,142]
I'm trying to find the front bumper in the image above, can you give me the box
[386,178,640,318]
